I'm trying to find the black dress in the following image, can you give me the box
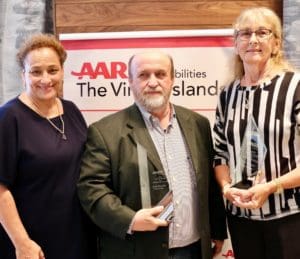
[0,97,96,259]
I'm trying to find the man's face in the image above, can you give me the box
[129,51,174,112]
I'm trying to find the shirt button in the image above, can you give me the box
[176,200,180,205]
[176,224,180,228]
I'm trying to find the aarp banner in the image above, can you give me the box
[59,30,234,129]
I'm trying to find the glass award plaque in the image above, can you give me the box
[233,116,267,189]
[137,142,170,207]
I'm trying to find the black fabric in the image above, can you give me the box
[227,212,300,259]
[169,240,202,259]
[0,97,97,259]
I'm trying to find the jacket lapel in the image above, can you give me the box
[175,106,200,174]
[126,105,163,171]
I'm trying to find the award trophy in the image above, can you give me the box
[233,116,267,189]
[137,142,170,209]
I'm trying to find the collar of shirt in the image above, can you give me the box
[135,102,176,133]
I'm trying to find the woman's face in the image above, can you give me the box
[235,20,279,69]
[22,47,64,101]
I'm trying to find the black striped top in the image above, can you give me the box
[213,72,300,220]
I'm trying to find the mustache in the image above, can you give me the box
[144,89,163,94]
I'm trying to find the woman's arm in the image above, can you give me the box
[214,164,232,191]
[234,167,300,209]
[0,184,44,259]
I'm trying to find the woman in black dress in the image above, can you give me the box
[0,34,96,259]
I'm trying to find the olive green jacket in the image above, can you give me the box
[77,104,227,259]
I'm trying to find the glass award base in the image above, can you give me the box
[233,179,252,189]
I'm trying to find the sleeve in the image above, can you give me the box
[71,100,87,128]
[213,87,230,167]
[204,119,227,240]
[64,99,87,130]
[77,123,135,239]
[0,106,19,187]
[293,76,300,132]
[209,169,227,240]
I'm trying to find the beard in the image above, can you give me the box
[142,95,166,112]
[135,90,170,112]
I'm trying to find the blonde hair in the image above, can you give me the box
[232,7,293,80]
[16,33,67,69]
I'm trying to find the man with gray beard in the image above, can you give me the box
[77,50,227,259]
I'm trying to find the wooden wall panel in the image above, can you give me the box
[54,0,282,34]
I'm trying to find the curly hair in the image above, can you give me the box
[16,33,67,69]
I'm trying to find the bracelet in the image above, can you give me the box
[272,179,284,194]
[222,183,231,195]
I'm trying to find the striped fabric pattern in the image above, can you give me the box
[213,72,300,220]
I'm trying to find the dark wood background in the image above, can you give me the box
[54,0,282,34]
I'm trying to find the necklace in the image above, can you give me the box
[29,97,67,140]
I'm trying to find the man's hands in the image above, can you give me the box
[131,206,169,232]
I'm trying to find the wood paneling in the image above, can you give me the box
[54,0,282,34]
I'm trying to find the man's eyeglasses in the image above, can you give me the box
[236,29,273,41]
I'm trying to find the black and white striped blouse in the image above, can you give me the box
[213,72,300,220]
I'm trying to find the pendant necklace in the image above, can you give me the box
[30,97,67,140]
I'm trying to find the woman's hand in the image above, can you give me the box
[15,239,45,259]
[223,185,253,204]
[232,182,274,209]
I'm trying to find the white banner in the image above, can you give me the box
[60,30,235,259]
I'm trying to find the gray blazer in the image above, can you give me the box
[77,104,227,259]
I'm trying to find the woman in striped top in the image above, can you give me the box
[213,7,300,259]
